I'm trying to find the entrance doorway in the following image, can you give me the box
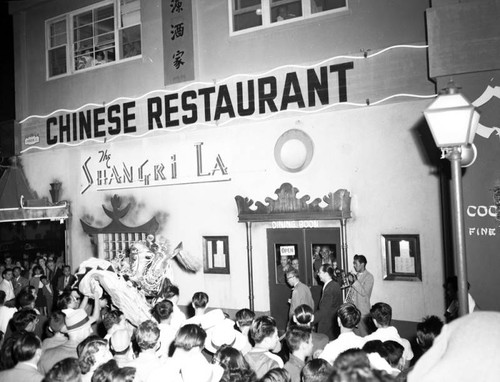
[267,227,341,331]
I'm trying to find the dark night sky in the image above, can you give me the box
[0,1,15,122]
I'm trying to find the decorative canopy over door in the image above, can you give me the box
[235,183,352,310]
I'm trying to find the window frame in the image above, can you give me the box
[45,0,142,80]
[228,0,349,36]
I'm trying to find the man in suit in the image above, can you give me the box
[314,264,342,340]
[346,254,374,336]
[0,268,16,306]
[12,266,29,296]
[0,331,44,382]
[286,268,314,320]
[56,265,76,294]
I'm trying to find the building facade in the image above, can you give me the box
[10,0,448,329]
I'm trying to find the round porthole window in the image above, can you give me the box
[274,129,314,173]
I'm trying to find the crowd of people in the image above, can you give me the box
[0,251,499,382]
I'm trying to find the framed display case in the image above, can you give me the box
[381,234,422,281]
[203,236,230,274]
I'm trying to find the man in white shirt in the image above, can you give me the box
[0,268,16,306]
[320,303,365,365]
[0,290,17,334]
[363,302,413,368]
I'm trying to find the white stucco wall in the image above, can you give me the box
[20,99,445,322]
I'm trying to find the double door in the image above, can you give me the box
[267,227,341,331]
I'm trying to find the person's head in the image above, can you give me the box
[48,310,66,334]
[109,366,136,382]
[134,320,160,351]
[353,254,367,273]
[38,256,47,266]
[96,51,105,61]
[17,290,36,309]
[249,315,278,349]
[260,368,291,382]
[213,344,255,380]
[4,255,12,266]
[0,332,23,370]
[2,268,13,281]
[47,258,56,270]
[57,291,74,310]
[163,283,180,305]
[78,337,112,375]
[337,303,361,329]
[0,290,6,306]
[235,308,255,331]
[362,340,387,357]
[317,264,334,283]
[302,358,333,382]
[280,255,290,268]
[12,266,22,278]
[416,315,444,352]
[70,290,82,308]
[292,304,314,328]
[151,300,173,323]
[291,257,299,270]
[102,310,121,332]
[370,302,392,328]
[41,275,49,285]
[90,359,118,382]
[285,326,313,357]
[44,357,82,382]
[62,265,71,277]
[110,329,132,355]
[382,340,404,369]
[12,331,42,364]
[191,291,209,309]
[65,309,93,342]
[333,348,370,372]
[11,309,39,332]
[32,265,43,276]
[286,268,300,287]
[174,323,206,352]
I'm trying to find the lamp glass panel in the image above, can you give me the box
[425,108,473,147]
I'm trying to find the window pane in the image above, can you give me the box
[234,11,262,31]
[271,1,302,23]
[96,31,115,47]
[120,24,141,59]
[50,32,67,48]
[74,25,93,43]
[95,18,115,36]
[121,0,140,27]
[235,0,261,10]
[49,46,67,77]
[75,49,93,70]
[96,4,114,21]
[311,0,346,14]
[74,11,92,27]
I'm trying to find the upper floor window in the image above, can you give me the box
[231,0,347,33]
[46,0,141,79]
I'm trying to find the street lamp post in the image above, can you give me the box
[424,81,480,317]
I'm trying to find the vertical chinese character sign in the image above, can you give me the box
[163,0,194,85]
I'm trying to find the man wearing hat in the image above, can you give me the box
[38,308,94,374]
[110,329,135,367]
[204,316,248,355]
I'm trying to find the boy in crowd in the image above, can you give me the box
[363,302,413,368]
[301,358,333,382]
[284,326,314,382]
[235,308,255,354]
[416,315,443,354]
[244,315,283,378]
[319,302,364,365]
